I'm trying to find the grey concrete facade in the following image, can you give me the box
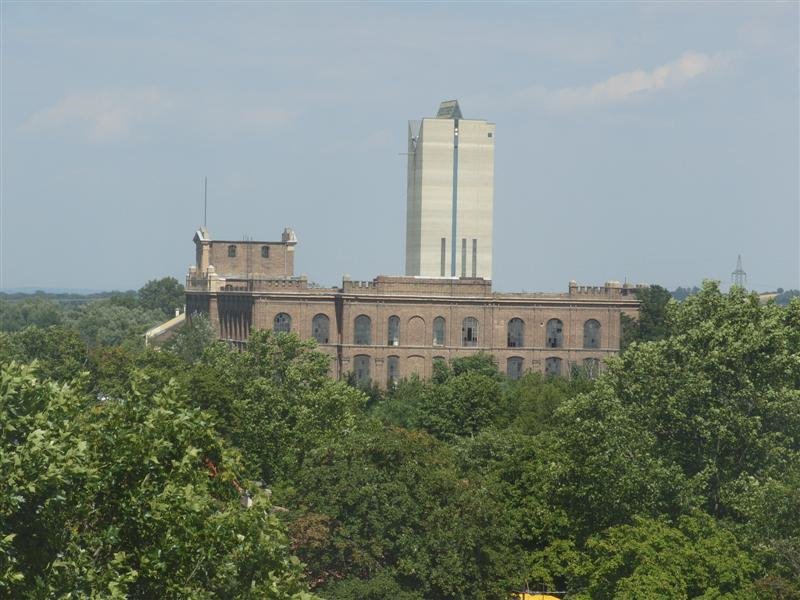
[405,100,494,279]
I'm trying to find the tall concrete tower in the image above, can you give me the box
[405,100,495,279]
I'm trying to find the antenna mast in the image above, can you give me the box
[731,254,747,288]
[204,177,208,228]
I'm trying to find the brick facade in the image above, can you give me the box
[185,230,641,387]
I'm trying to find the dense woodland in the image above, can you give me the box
[1,280,798,598]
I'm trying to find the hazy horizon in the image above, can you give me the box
[2,3,798,293]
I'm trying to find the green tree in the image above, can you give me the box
[0,326,88,383]
[286,426,518,599]
[417,370,502,439]
[138,277,185,317]
[0,361,316,598]
[0,297,63,332]
[499,371,593,434]
[449,351,502,380]
[66,300,165,348]
[609,284,800,518]
[547,388,686,538]
[574,514,756,599]
[775,289,800,306]
[202,331,366,483]
[620,284,673,350]
[165,313,215,363]
[370,374,428,429]
[671,286,701,302]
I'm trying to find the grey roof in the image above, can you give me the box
[436,100,462,120]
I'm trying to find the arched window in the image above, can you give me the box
[353,355,371,384]
[546,319,563,348]
[583,319,601,349]
[354,315,372,345]
[312,314,330,344]
[583,357,600,379]
[273,312,291,333]
[387,356,400,386]
[433,317,445,346]
[545,356,562,377]
[227,244,237,257]
[387,315,400,346]
[462,317,478,346]
[261,245,270,258]
[507,356,524,380]
[507,318,524,348]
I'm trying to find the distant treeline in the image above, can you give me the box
[672,285,799,304]
[0,277,184,348]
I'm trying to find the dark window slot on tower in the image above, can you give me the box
[461,238,467,277]
[440,238,446,277]
[472,239,477,278]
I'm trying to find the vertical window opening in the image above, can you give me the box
[507,357,523,380]
[472,239,477,277]
[461,238,467,277]
[583,357,600,379]
[354,315,372,345]
[312,314,330,344]
[546,319,564,348]
[507,318,524,348]
[583,319,601,349]
[462,317,478,346]
[433,316,445,346]
[273,312,291,333]
[354,355,371,384]
[387,356,400,386]
[440,238,446,277]
[387,315,400,346]
[545,357,562,377]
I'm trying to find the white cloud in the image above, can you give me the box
[22,87,173,142]
[511,51,729,111]
[21,88,296,142]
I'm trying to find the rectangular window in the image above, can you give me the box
[472,239,477,277]
[440,238,446,277]
[461,238,467,277]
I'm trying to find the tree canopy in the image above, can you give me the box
[1,282,798,597]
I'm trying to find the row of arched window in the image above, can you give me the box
[271,313,602,349]
[352,355,602,385]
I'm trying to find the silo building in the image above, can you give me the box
[405,100,495,280]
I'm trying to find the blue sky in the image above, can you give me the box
[2,2,798,292]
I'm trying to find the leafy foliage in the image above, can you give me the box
[1,283,798,597]
[165,312,216,363]
[0,326,88,383]
[620,284,672,349]
[285,426,518,599]
[138,276,186,317]
[575,514,756,599]
[0,297,63,332]
[202,331,367,484]
[0,362,316,598]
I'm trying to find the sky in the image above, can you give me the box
[1,1,798,293]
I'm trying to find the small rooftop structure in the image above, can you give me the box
[436,99,463,119]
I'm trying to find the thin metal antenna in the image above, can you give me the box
[204,177,208,227]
